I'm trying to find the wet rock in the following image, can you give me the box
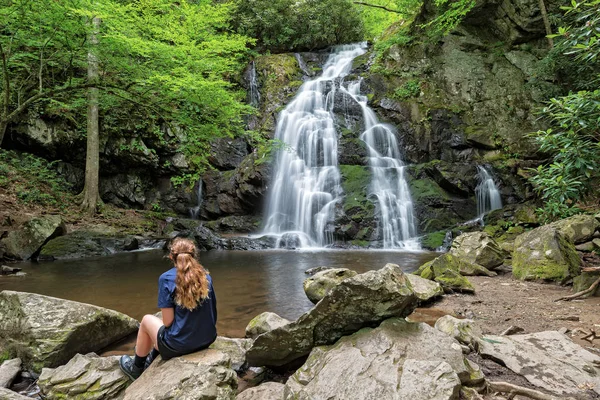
[236,382,285,400]
[209,337,253,371]
[164,219,225,251]
[0,358,21,388]
[0,291,139,371]
[450,231,507,269]
[303,268,358,304]
[38,231,143,261]
[406,273,444,302]
[123,349,237,400]
[38,353,128,400]
[478,331,600,397]
[550,214,600,244]
[434,315,482,349]
[208,137,249,170]
[1,266,21,275]
[285,318,470,400]
[1,216,66,260]
[245,312,291,340]
[512,225,581,281]
[246,264,417,367]
[0,387,32,399]
[224,235,277,250]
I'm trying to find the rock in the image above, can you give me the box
[479,331,600,397]
[1,266,21,275]
[406,273,444,302]
[38,353,129,400]
[2,216,66,260]
[434,315,482,349]
[305,266,335,275]
[239,366,266,387]
[550,214,600,244]
[236,382,285,400]
[303,268,358,304]
[246,264,418,367]
[285,318,470,400]
[245,312,291,340]
[0,387,32,400]
[0,291,139,371]
[512,225,581,281]
[208,138,249,170]
[415,254,481,293]
[224,235,277,250]
[209,337,252,371]
[38,231,143,260]
[123,349,237,400]
[450,231,507,269]
[593,238,600,250]
[0,358,21,388]
[573,270,600,297]
[576,241,595,252]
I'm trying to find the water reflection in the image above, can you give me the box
[0,249,437,337]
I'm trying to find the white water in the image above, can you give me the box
[248,61,261,107]
[262,44,368,248]
[344,81,418,249]
[189,181,203,220]
[476,166,502,219]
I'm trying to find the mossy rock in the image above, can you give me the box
[549,214,600,245]
[414,254,479,293]
[407,177,449,203]
[339,165,375,225]
[420,230,448,250]
[435,269,475,294]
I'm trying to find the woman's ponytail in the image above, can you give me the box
[169,238,209,311]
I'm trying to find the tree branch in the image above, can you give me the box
[487,381,560,400]
[555,275,600,302]
[353,1,402,13]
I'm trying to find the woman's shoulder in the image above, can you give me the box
[159,267,177,282]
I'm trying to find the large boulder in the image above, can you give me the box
[414,254,482,293]
[246,264,418,367]
[449,231,507,269]
[479,331,600,398]
[0,358,21,388]
[209,337,253,371]
[38,231,140,260]
[38,353,129,400]
[285,318,474,400]
[434,315,482,350]
[406,274,444,302]
[2,216,66,260]
[0,291,139,371]
[549,214,600,244]
[245,312,291,340]
[303,268,358,304]
[236,382,285,400]
[0,388,32,400]
[512,225,581,281]
[123,349,237,400]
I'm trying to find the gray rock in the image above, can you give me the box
[246,264,418,367]
[450,232,507,269]
[209,337,252,371]
[434,315,482,350]
[38,353,128,400]
[303,268,357,304]
[576,241,595,252]
[285,318,469,400]
[1,266,21,275]
[245,312,291,340]
[2,216,65,260]
[512,225,581,281]
[123,349,237,400]
[237,382,285,400]
[0,291,139,371]
[550,214,600,244]
[479,331,600,397]
[0,358,21,388]
[406,273,444,302]
[0,387,32,400]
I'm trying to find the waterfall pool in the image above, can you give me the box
[0,249,438,341]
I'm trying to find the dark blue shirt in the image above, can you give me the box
[157,267,217,353]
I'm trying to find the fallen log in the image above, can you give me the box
[555,275,600,302]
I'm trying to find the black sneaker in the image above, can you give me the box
[144,349,159,370]
[119,355,144,381]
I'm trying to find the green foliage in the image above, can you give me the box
[392,79,421,99]
[422,0,476,39]
[232,0,365,51]
[530,1,600,222]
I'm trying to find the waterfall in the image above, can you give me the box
[262,44,368,248]
[189,180,203,220]
[248,61,261,107]
[476,166,502,218]
[343,80,418,249]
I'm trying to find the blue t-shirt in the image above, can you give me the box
[157,268,217,353]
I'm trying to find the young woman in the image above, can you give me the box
[120,237,217,380]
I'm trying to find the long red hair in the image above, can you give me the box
[168,238,209,311]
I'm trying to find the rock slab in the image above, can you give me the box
[2,216,65,260]
[450,231,506,269]
[0,358,21,388]
[38,353,128,400]
[479,331,600,397]
[245,312,290,340]
[303,268,357,304]
[124,349,237,400]
[0,291,139,371]
[285,318,469,400]
[0,387,32,400]
[236,382,285,400]
[246,264,417,367]
[550,214,600,244]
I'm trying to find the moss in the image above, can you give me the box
[0,349,11,363]
[350,240,370,248]
[407,177,449,202]
[420,230,447,249]
[339,165,374,217]
[434,269,475,293]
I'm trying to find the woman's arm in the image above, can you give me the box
[161,307,175,327]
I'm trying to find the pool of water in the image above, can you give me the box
[0,249,438,339]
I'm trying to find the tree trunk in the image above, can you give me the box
[80,15,101,216]
[539,0,553,47]
[0,120,7,147]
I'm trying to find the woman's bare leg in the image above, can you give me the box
[135,314,163,357]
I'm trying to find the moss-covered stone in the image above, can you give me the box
[421,230,447,250]
[408,177,449,202]
[572,271,600,297]
[338,165,376,232]
[414,253,479,293]
[435,269,475,293]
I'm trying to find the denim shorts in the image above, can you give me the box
[157,325,186,360]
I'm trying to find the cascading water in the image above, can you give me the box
[189,181,203,220]
[343,81,418,249]
[248,61,261,107]
[476,165,502,219]
[262,44,368,248]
